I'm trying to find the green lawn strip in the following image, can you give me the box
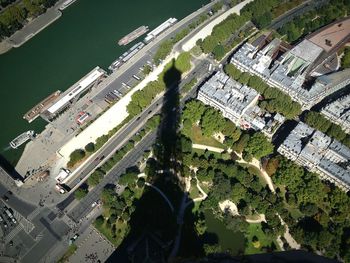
[187,125,225,148]
[94,221,119,246]
[57,244,78,263]
[189,179,201,200]
[244,223,279,255]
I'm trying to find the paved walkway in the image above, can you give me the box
[0,0,68,54]
[182,0,254,51]
[192,143,225,153]
[277,214,301,250]
[235,153,275,193]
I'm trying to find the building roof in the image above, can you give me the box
[47,67,104,114]
[307,17,350,53]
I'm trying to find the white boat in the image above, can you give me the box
[9,130,35,149]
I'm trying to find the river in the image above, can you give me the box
[0,0,208,166]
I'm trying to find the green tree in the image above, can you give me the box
[183,100,206,123]
[245,133,274,159]
[74,187,88,200]
[212,44,226,60]
[88,169,104,186]
[85,142,95,153]
[68,149,86,167]
[119,171,138,186]
[201,107,226,136]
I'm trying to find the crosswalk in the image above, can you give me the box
[5,224,23,243]
[27,207,41,221]
[13,210,34,233]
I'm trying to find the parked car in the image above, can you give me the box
[2,195,9,202]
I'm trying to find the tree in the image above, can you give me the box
[183,100,206,124]
[153,40,173,65]
[232,133,250,153]
[180,135,192,153]
[137,177,145,188]
[265,157,280,176]
[328,124,346,141]
[212,44,226,60]
[201,107,226,136]
[143,64,152,75]
[194,212,207,236]
[85,142,95,153]
[341,47,350,68]
[88,169,104,186]
[95,215,104,228]
[119,171,138,186]
[224,63,241,80]
[75,187,88,200]
[304,111,331,133]
[244,133,274,159]
[68,149,86,166]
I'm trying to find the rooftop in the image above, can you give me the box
[307,17,350,53]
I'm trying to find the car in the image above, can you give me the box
[91,202,97,208]
[3,222,7,228]
[2,195,9,202]
[11,218,17,224]
[9,241,13,247]
[0,215,3,222]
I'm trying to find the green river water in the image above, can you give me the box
[0,0,208,165]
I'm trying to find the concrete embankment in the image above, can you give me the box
[0,0,69,55]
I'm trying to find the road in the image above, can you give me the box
[64,58,210,223]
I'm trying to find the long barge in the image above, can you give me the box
[109,42,145,71]
[118,26,149,46]
[23,90,61,123]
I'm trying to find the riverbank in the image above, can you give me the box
[0,0,70,55]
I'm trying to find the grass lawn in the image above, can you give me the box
[94,219,127,247]
[245,223,279,254]
[57,244,78,263]
[188,125,225,148]
[189,179,201,200]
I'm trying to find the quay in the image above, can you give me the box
[0,0,78,55]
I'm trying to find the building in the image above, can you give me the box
[321,94,350,133]
[197,71,284,137]
[231,18,350,110]
[198,71,259,124]
[278,122,350,191]
[43,67,106,120]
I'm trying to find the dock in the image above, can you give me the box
[23,90,61,123]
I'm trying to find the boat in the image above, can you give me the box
[23,90,61,123]
[109,42,145,71]
[59,0,77,11]
[118,26,149,46]
[9,130,35,149]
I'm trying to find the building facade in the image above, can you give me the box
[278,122,350,191]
